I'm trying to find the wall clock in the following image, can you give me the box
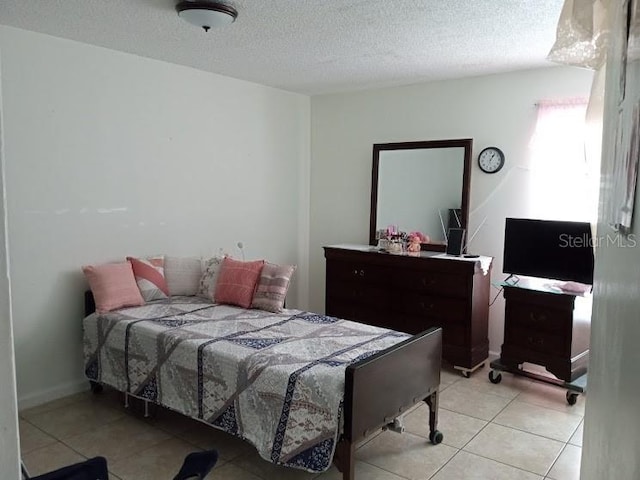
[478,147,505,174]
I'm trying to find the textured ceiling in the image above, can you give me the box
[0,0,564,95]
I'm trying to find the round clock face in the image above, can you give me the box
[478,147,505,174]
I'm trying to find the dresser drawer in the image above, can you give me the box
[326,281,390,308]
[505,301,570,333]
[393,269,468,297]
[327,260,391,286]
[398,315,467,346]
[326,302,400,331]
[506,326,566,355]
[397,292,467,323]
[324,246,492,371]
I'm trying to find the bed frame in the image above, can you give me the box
[84,292,443,480]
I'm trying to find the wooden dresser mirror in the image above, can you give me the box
[369,139,472,252]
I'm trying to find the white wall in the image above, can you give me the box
[309,67,594,354]
[0,25,311,408]
[0,49,20,480]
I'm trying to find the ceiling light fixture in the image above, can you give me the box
[176,1,238,32]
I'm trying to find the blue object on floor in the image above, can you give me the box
[173,450,219,480]
[22,449,218,480]
[23,457,109,480]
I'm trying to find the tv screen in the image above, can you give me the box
[503,218,595,285]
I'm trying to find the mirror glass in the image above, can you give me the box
[370,139,472,251]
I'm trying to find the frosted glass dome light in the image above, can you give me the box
[176,1,238,32]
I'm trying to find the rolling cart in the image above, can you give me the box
[489,279,591,406]
[488,359,586,405]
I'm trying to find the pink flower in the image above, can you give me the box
[409,231,429,243]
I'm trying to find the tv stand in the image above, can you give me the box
[489,279,591,405]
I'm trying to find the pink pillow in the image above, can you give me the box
[82,262,145,314]
[127,256,170,301]
[214,258,264,308]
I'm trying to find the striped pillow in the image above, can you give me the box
[82,262,145,313]
[214,258,264,308]
[251,263,296,313]
[127,256,170,301]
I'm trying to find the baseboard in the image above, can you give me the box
[18,378,89,411]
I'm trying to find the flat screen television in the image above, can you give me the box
[503,218,595,285]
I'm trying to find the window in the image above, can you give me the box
[529,99,600,223]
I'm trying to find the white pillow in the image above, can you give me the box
[164,256,203,296]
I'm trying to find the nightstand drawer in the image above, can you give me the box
[394,269,468,297]
[507,326,566,355]
[505,302,569,333]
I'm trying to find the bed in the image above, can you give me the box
[82,294,443,479]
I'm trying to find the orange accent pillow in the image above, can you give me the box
[214,258,264,308]
[82,262,145,313]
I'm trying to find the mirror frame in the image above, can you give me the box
[369,138,473,252]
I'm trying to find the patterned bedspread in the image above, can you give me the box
[83,297,410,473]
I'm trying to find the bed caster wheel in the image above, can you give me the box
[89,381,103,394]
[429,430,444,445]
[488,371,502,384]
[461,371,471,379]
[566,391,578,406]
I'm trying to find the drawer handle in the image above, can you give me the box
[352,269,365,277]
[420,302,435,311]
[529,312,548,323]
[527,336,545,347]
[421,278,436,287]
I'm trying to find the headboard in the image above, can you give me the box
[84,291,96,316]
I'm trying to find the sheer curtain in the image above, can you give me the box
[529,99,597,222]
[548,0,640,232]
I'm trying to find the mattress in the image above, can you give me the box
[82,296,409,472]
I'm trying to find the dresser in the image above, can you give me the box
[324,245,492,376]
[499,282,591,383]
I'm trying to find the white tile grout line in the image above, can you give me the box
[18,418,57,455]
[543,444,567,479]
[545,442,582,480]
[425,391,523,479]
[426,375,583,479]
[20,419,101,471]
[22,396,184,473]
[24,376,584,480]
[423,402,498,477]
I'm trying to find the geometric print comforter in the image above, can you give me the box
[83,296,410,473]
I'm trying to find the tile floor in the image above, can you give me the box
[19,366,584,480]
